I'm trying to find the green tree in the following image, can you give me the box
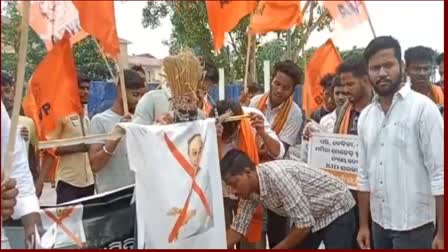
[340,46,365,60]
[141,1,334,85]
[1,1,115,81]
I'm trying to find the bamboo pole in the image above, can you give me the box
[93,38,116,79]
[2,1,31,180]
[118,43,129,114]
[243,33,253,93]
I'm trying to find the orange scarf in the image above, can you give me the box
[338,103,353,135]
[256,93,292,135]
[237,118,263,243]
[431,85,444,105]
[203,97,212,116]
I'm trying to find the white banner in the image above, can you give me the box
[123,119,226,249]
[308,132,360,190]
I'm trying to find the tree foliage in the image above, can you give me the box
[1,1,115,81]
[141,1,334,85]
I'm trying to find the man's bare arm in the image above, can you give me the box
[273,226,311,249]
[226,229,243,249]
[55,144,89,156]
[88,140,120,172]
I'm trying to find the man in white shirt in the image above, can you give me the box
[319,76,347,133]
[357,36,444,249]
[1,101,41,249]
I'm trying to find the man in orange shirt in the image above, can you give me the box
[405,46,444,106]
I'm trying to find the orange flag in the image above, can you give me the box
[25,36,82,140]
[72,1,120,59]
[303,39,342,117]
[17,1,89,51]
[323,0,369,29]
[206,0,257,52]
[249,1,302,34]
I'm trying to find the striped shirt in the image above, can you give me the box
[231,160,355,235]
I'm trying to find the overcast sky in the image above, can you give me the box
[115,1,444,59]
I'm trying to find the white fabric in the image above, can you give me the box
[1,101,40,248]
[319,110,337,133]
[124,119,225,249]
[357,83,444,231]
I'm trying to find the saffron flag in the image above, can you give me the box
[206,1,257,52]
[323,0,369,29]
[303,39,342,117]
[19,1,119,59]
[17,1,88,51]
[124,119,225,248]
[72,1,120,59]
[249,0,302,34]
[25,37,82,140]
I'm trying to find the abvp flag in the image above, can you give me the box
[323,0,369,29]
[25,37,82,140]
[206,1,257,52]
[19,1,119,59]
[249,0,302,34]
[303,39,342,117]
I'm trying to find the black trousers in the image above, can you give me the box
[56,180,95,204]
[267,209,289,248]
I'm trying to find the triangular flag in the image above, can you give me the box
[206,0,257,52]
[323,0,369,30]
[26,36,82,140]
[303,39,342,117]
[249,0,302,35]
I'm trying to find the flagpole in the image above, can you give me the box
[244,33,252,93]
[2,1,31,181]
[93,38,116,79]
[118,43,129,115]
[363,2,376,38]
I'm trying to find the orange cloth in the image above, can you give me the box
[303,39,342,117]
[323,1,369,29]
[249,0,302,35]
[256,93,292,135]
[431,84,444,105]
[338,103,353,135]
[206,1,257,52]
[72,0,120,59]
[24,36,82,141]
[203,98,212,116]
[237,117,263,243]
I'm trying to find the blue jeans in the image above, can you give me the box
[372,222,434,249]
[295,207,357,249]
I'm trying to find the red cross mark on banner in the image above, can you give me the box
[44,207,84,248]
[164,133,212,243]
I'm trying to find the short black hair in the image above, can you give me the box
[203,62,219,84]
[131,65,145,75]
[320,73,335,90]
[209,100,243,139]
[220,149,256,178]
[118,69,145,90]
[77,72,91,86]
[404,46,435,66]
[336,56,368,78]
[364,36,401,64]
[272,60,302,87]
[1,71,13,87]
[436,52,444,66]
[247,84,261,94]
[332,75,343,87]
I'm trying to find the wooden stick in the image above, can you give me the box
[118,43,129,114]
[222,114,251,123]
[93,38,115,79]
[38,130,124,150]
[2,1,31,180]
[243,33,252,93]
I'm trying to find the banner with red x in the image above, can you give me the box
[163,133,212,243]
[44,207,84,248]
